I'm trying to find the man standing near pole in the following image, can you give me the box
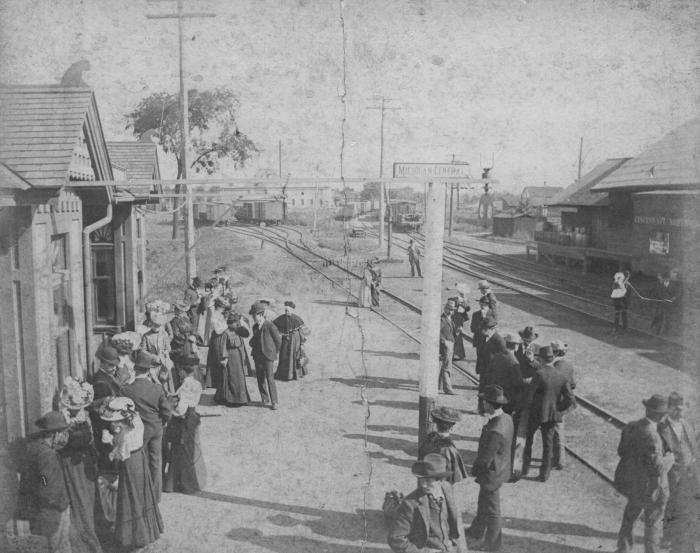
[439,300,457,395]
[407,239,422,278]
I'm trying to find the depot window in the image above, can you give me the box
[649,231,670,255]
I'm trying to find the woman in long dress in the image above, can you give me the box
[58,377,102,553]
[208,315,251,405]
[163,361,207,494]
[100,397,163,548]
[273,301,308,381]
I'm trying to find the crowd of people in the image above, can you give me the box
[388,276,697,552]
[15,266,310,553]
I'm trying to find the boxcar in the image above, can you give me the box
[387,200,423,232]
[237,200,284,225]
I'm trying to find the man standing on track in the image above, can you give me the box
[466,384,513,552]
[439,299,457,395]
[614,394,674,553]
[407,239,422,278]
[249,301,282,410]
[551,340,576,471]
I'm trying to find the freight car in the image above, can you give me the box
[237,200,284,225]
[193,203,235,226]
[387,200,423,232]
[336,200,372,220]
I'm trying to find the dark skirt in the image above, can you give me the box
[275,331,305,381]
[115,448,163,547]
[214,348,251,405]
[60,448,102,553]
[163,408,207,494]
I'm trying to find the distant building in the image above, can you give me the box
[520,185,565,218]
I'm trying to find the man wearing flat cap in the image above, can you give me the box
[439,299,457,395]
[250,301,282,409]
[388,453,467,552]
[17,412,71,553]
[522,345,574,482]
[614,394,674,553]
[418,407,467,484]
[122,350,173,503]
[466,385,513,552]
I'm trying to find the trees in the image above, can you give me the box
[125,88,259,237]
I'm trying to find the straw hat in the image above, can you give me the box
[59,376,94,410]
[100,397,137,422]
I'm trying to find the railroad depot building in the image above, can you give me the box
[537,118,700,281]
[0,85,160,524]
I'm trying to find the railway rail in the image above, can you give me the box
[220,223,627,485]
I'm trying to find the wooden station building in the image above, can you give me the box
[0,85,160,527]
[531,118,700,280]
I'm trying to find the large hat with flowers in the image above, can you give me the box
[111,331,141,354]
[100,397,137,422]
[60,376,94,410]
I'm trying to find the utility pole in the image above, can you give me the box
[367,97,401,251]
[577,136,583,181]
[418,181,446,444]
[147,0,215,282]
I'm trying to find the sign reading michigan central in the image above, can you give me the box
[393,162,472,179]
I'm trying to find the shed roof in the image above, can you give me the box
[107,141,161,181]
[549,158,630,207]
[0,85,113,188]
[592,118,700,192]
[0,162,32,190]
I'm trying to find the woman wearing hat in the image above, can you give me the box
[17,412,71,553]
[57,377,102,553]
[207,313,251,406]
[418,407,467,484]
[477,280,498,321]
[141,310,175,393]
[273,301,308,381]
[184,277,204,330]
[100,397,163,547]
[163,360,207,494]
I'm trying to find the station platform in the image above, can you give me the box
[527,241,633,273]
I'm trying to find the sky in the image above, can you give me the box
[1,0,698,192]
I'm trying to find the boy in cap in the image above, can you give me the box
[418,406,467,484]
[388,453,467,553]
[614,394,675,553]
[466,385,513,552]
[16,412,71,553]
[122,350,173,503]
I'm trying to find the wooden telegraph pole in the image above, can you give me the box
[418,180,446,444]
[147,0,215,282]
[367,97,401,251]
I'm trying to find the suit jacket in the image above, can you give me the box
[470,310,486,349]
[388,481,466,553]
[658,417,700,490]
[515,343,540,379]
[487,351,524,409]
[553,357,577,411]
[122,377,173,438]
[472,412,514,492]
[91,369,123,400]
[250,319,282,362]
[614,418,668,504]
[440,313,455,343]
[530,363,574,424]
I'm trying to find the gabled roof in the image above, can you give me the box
[521,186,564,206]
[0,85,114,188]
[592,118,700,192]
[107,141,161,181]
[549,158,630,207]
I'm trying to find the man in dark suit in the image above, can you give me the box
[249,301,282,409]
[614,394,673,553]
[466,385,514,552]
[515,326,540,379]
[487,333,525,416]
[657,392,700,552]
[388,453,467,553]
[439,299,457,395]
[522,346,574,482]
[470,296,491,375]
[551,340,577,471]
[122,350,173,503]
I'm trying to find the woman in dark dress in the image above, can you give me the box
[208,314,251,405]
[273,301,308,381]
[100,397,163,548]
[58,377,102,553]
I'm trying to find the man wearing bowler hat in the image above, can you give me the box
[418,407,467,484]
[122,350,173,503]
[515,326,540,379]
[470,296,492,376]
[250,301,282,409]
[522,345,574,482]
[551,339,576,471]
[388,453,467,552]
[614,394,674,553]
[439,299,457,395]
[16,412,71,553]
[466,385,513,552]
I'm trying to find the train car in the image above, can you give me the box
[387,200,423,232]
[193,202,236,226]
[237,200,284,225]
[336,203,357,220]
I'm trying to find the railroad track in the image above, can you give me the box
[220,223,626,485]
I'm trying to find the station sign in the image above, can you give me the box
[393,162,472,179]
